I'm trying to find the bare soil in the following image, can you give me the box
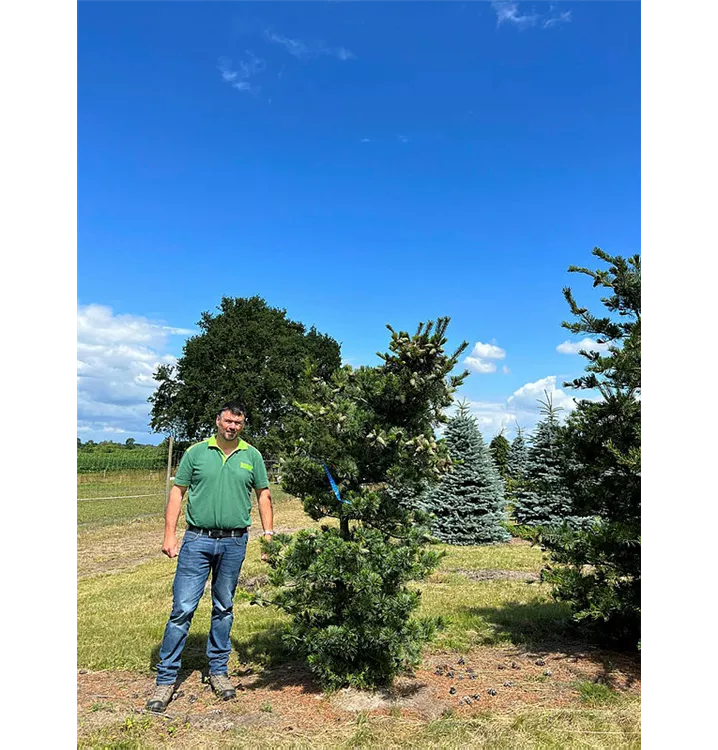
[78,644,640,740]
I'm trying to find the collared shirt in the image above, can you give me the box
[174,435,269,529]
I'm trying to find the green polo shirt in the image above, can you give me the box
[174,436,269,529]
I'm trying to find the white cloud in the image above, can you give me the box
[543,11,572,28]
[335,47,355,61]
[218,52,266,95]
[492,2,539,29]
[452,374,580,440]
[265,30,355,61]
[452,399,515,438]
[469,341,506,360]
[265,31,309,58]
[507,375,577,414]
[463,340,506,375]
[464,356,497,374]
[77,305,193,438]
[492,2,572,30]
[502,365,510,375]
[556,337,610,355]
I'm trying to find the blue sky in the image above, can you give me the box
[77,1,640,445]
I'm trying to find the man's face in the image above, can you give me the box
[216,411,245,441]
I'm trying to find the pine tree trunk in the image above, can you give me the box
[340,516,350,540]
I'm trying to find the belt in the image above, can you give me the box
[186,525,248,539]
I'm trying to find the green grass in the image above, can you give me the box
[76,491,567,669]
[77,478,298,528]
[77,525,557,671]
[77,470,168,528]
[78,493,167,527]
[436,541,546,572]
[78,703,641,750]
[77,469,167,497]
[577,680,620,706]
[418,706,641,750]
[78,538,290,671]
[77,483,640,749]
[421,578,573,651]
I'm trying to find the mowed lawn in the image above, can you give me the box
[77,479,640,749]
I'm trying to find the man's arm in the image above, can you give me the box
[257,487,273,535]
[256,487,273,562]
[162,484,188,558]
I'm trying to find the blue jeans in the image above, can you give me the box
[155,530,248,685]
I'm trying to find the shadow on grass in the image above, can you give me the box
[149,625,322,695]
[470,599,577,649]
[149,633,219,692]
[231,622,292,667]
[468,599,641,688]
[232,623,322,695]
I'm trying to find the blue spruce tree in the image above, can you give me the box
[425,401,510,545]
[506,426,528,483]
[505,425,529,513]
[512,394,574,527]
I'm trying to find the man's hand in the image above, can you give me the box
[162,533,179,558]
[257,488,273,563]
[162,485,186,559]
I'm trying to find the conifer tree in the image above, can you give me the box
[259,318,469,689]
[512,394,575,526]
[424,402,510,545]
[535,249,641,646]
[505,425,529,510]
[489,432,510,480]
[507,426,528,482]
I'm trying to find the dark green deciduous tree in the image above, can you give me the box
[148,296,341,456]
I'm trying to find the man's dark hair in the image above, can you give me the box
[217,401,246,419]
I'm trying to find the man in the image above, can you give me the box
[146,401,274,713]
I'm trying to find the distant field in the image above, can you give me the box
[77,469,168,527]
[77,450,170,474]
